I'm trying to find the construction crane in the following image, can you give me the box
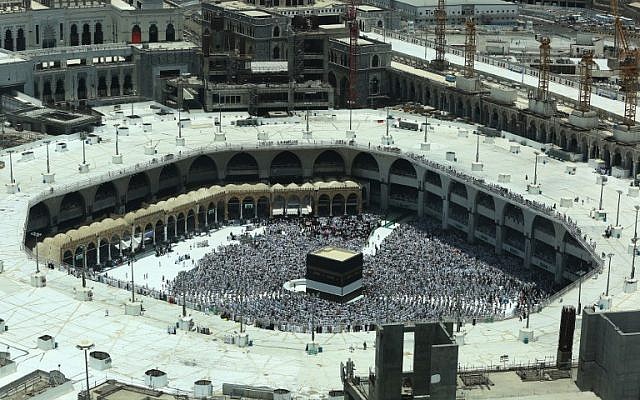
[611,0,639,126]
[577,51,594,113]
[463,17,476,79]
[433,0,446,71]
[346,0,359,109]
[536,36,551,102]
[612,0,629,59]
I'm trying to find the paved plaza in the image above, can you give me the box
[0,104,638,397]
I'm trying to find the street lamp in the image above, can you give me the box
[475,130,480,163]
[114,124,119,156]
[533,151,540,185]
[616,189,623,227]
[632,205,640,280]
[598,176,608,211]
[81,132,87,165]
[76,340,95,400]
[423,113,429,143]
[606,253,614,296]
[577,269,586,312]
[31,231,42,273]
[44,140,51,174]
[7,149,14,184]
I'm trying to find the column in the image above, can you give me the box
[96,241,101,263]
[555,251,565,284]
[633,160,638,186]
[119,71,124,95]
[417,190,425,217]
[380,183,389,212]
[107,71,112,97]
[174,220,178,237]
[524,236,532,269]
[224,202,229,221]
[442,197,449,230]
[204,210,208,226]
[344,200,347,215]
[495,223,503,255]
[214,208,218,223]
[184,217,188,233]
[152,229,156,245]
[163,224,168,241]
[329,200,333,217]
[467,210,476,243]
[108,242,112,261]
[240,202,244,219]
[254,204,258,218]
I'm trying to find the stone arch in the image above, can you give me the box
[126,172,151,209]
[149,24,159,43]
[132,25,141,44]
[158,163,182,197]
[424,169,441,188]
[27,202,51,234]
[257,196,270,218]
[16,28,25,51]
[59,191,86,229]
[352,152,379,173]
[81,23,91,45]
[332,194,345,216]
[389,158,417,178]
[313,150,345,177]
[270,151,302,182]
[94,23,103,44]
[166,23,175,41]
[317,194,330,216]
[4,29,13,51]
[371,54,380,68]
[187,155,218,188]
[346,193,359,214]
[273,26,280,37]
[93,182,119,217]
[273,46,280,59]
[70,24,79,46]
[226,152,259,182]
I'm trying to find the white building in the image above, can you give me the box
[365,0,519,26]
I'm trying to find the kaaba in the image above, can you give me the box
[305,247,363,303]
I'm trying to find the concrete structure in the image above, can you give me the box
[342,322,458,400]
[577,309,640,400]
[366,0,519,26]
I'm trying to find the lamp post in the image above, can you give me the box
[76,341,95,400]
[218,91,222,133]
[348,100,353,131]
[114,124,119,156]
[385,107,390,137]
[606,253,614,296]
[44,140,51,174]
[475,131,480,163]
[598,176,608,211]
[424,113,428,143]
[577,269,586,312]
[616,189,623,226]
[130,89,136,117]
[533,151,539,185]
[81,133,87,165]
[7,149,14,184]
[178,107,182,139]
[632,205,640,280]
[31,231,42,273]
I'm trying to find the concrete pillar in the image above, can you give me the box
[380,183,389,212]
[108,242,112,261]
[96,242,100,264]
[417,190,425,217]
[240,202,244,219]
[555,251,565,284]
[163,225,167,241]
[467,211,476,243]
[495,223,503,255]
[442,198,449,230]
[524,236,532,269]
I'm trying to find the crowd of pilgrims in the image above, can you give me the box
[168,214,553,329]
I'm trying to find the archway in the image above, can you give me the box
[94,23,103,44]
[81,24,91,45]
[332,194,345,216]
[317,194,330,216]
[226,152,259,182]
[270,151,302,183]
[346,193,358,214]
[313,150,345,177]
[149,24,158,43]
[166,23,175,41]
[4,29,13,51]
[70,24,79,46]
[187,155,218,189]
[132,25,141,44]
[16,28,25,51]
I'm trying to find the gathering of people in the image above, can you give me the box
[166,214,552,331]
